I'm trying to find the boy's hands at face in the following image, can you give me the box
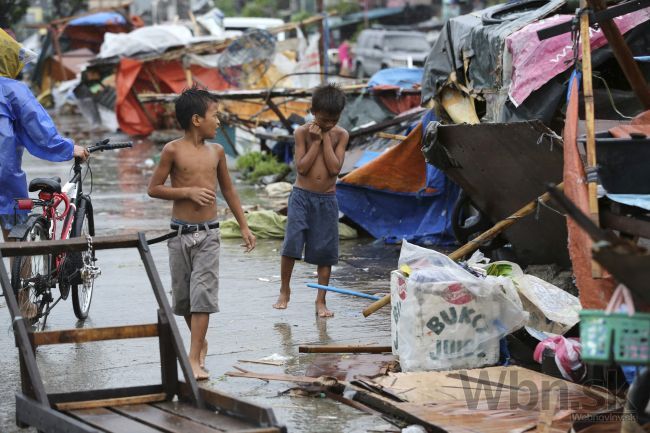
[308,122,323,138]
[187,187,216,207]
[240,228,256,252]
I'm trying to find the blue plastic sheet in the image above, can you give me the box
[367,67,424,89]
[69,12,126,26]
[0,78,73,215]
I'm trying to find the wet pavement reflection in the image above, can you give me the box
[0,117,399,432]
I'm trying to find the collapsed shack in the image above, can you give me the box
[418,0,650,267]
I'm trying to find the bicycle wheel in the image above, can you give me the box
[70,199,95,320]
[11,217,52,330]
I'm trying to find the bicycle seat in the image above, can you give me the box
[28,177,62,194]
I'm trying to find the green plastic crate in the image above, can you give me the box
[580,309,650,365]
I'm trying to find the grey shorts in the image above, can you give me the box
[167,219,220,316]
[281,187,339,266]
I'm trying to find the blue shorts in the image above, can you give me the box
[281,187,339,266]
[0,213,28,231]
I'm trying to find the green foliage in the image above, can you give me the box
[0,0,29,28]
[242,0,277,17]
[51,0,86,20]
[236,151,289,182]
[214,0,237,16]
[328,0,360,15]
[290,11,311,22]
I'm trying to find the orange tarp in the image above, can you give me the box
[341,123,434,194]
[563,75,615,309]
[116,58,231,136]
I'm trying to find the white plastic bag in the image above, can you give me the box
[392,241,528,372]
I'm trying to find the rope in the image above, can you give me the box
[592,73,635,119]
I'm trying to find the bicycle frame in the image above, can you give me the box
[19,157,87,275]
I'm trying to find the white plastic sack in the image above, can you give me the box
[98,25,194,59]
[391,241,528,372]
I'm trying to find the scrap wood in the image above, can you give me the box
[237,359,284,366]
[375,132,407,141]
[299,345,392,354]
[362,182,565,317]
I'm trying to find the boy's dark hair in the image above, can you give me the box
[311,83,346,115]
[175,86,219,130]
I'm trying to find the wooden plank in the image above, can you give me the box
[31,324,159,346]
[600,209,650,239]
[178,381,282,429]
[299,345,392,354]
[49,385,165,405]
[158,310,179,399]
[137,234,204,409]
[112,404,228,433]
[0,234,139,257]
[15,393,102,433]
[155,401,257,431]
[68,407,163,433]
[0,254,49,405]
[56,393,167,411]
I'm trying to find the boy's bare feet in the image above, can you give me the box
[199,339,208,369]
[273,291,290,309]
[190,361,210,381]
[316,301,333,317]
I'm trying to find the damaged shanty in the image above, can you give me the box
[222,0,650,431]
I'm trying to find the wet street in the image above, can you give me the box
[0,121,399,432]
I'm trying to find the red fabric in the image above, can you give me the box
[115,59,231,136]
[372,85,422,115]
[341,123,433,194]
[116,58,154,136]
[563,76,615,309]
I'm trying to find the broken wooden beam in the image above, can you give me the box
[299,345,392,354]
[31,324,159,346]
[55,393,167,411]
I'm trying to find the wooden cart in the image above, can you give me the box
[0,233,286,433]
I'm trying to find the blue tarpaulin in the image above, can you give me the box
[368,67,423,89]
[69,12,126,26]
[337,110,460,246]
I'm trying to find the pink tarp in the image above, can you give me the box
[507,9,650,107]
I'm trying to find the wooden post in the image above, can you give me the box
[587,0,650,109]
[50,25,67,82]
[580,5,603,278]
[0,253,49,406]
[316,0,326,83]
[362,183,564,317]
[158,309,179,400]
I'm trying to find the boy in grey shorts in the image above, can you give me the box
[273,84,349,317]
[148,87,256,380]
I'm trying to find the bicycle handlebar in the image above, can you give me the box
[87,139,133,153]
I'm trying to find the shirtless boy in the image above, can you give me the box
[273,83,348,317]
[148,88,256,380]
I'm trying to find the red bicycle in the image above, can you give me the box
[10,139,132,330]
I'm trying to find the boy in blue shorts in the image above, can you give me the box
[273,83,348,317]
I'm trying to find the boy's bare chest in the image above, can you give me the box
[172,148,218,178]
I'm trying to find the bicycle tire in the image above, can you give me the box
[10,217,52,330]
[70,198,95,320]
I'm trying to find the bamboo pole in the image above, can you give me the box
[362,183,564,317]
[375,132,407,141]
[580,5,603,278]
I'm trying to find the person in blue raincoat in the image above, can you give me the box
[0,29,89,241]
